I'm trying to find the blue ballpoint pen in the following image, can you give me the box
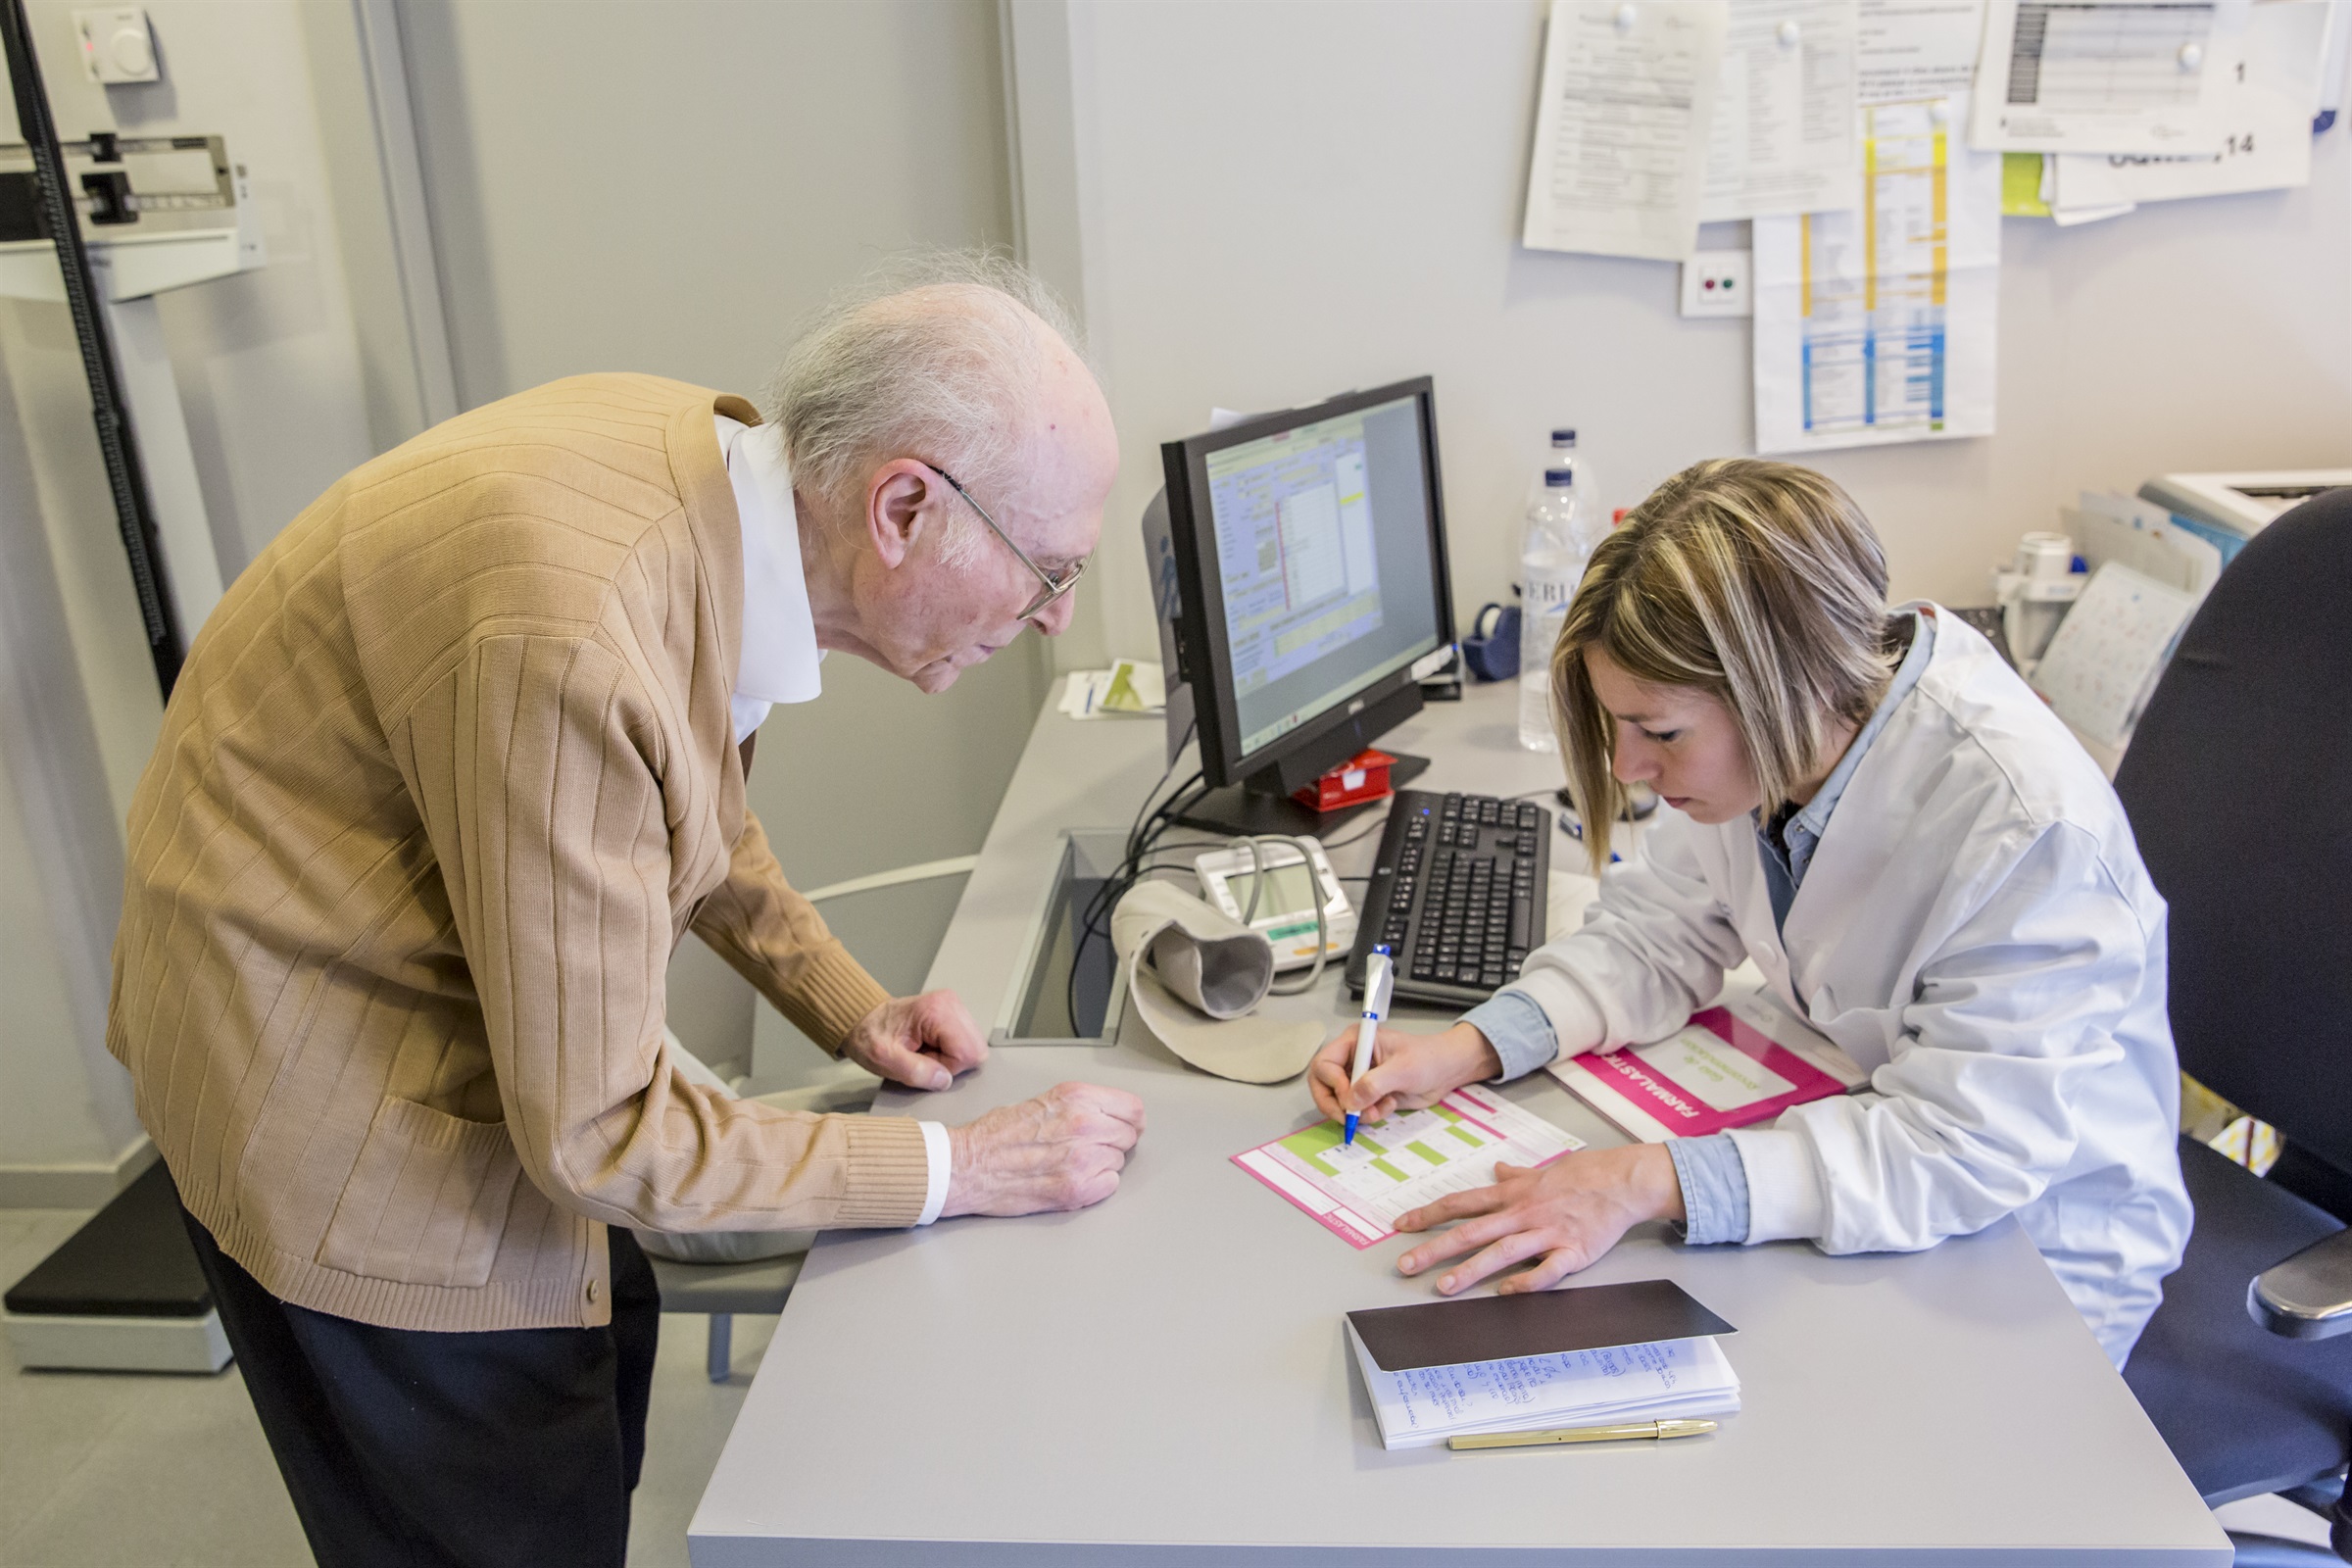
[1346,946,1396,1147]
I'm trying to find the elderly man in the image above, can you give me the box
[106,256,1141,1567]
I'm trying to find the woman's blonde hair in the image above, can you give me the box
[1549,458,1901,866]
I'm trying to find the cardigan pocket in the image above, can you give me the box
[317,1095,523,1289]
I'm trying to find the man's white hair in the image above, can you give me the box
[766,250,1086,569]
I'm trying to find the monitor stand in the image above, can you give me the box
[1172,754,1430,840]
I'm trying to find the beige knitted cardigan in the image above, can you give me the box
[108,373,928,1332]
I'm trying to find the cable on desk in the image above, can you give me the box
[1066,720,1201,1030]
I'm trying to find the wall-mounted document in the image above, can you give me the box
[1523,0,1732,260]
[1700,0,1863,219]
[1968,0,2252,152]
[2053,0,2326,207]
[1856,0,1989,102]
[1753,91,2003,453]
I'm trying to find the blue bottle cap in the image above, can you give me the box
[1550,428,1578,445]
[1544,467,1575,486]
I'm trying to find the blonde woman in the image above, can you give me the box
[1309,459,2189,1365]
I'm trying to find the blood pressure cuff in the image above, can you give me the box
[1109,881,1324,1084]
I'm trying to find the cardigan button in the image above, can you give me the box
[587,1279,601,1303]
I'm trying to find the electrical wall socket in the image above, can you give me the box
[1680,250,1751,318]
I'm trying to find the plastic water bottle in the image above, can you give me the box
[1518,454,1603,753]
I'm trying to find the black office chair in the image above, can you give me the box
[2115,487,2352,1565]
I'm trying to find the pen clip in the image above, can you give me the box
[1363,947,1395,1019]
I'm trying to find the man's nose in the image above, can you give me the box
[1028,589,1078,638]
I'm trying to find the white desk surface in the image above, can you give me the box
[689,680,2226,1566]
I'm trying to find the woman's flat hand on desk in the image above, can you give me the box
[942,1083,1147,1218]
[1395,1144,1687,1297]
[1307,1022,1500,1126]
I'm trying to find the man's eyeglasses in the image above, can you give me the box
[923,464,1088,621]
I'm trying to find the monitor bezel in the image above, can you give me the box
[1159,375,1455,793]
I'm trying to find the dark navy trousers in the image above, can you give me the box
[178,1200,660,1568]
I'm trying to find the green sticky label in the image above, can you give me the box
[1281,1121,1345,1177]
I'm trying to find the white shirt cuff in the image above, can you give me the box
[916,1121,951,1226]
[1723,1125,1827,1243]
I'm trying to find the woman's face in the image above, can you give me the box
[1583,647,1761,825]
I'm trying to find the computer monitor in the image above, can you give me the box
[1153,376,1454,833]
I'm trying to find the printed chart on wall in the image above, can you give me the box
[1752,89,2002,454]
[1233,1088,1585,1249]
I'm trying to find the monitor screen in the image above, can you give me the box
[1200,393,1445,762]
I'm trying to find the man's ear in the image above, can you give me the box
[865,460,945,569]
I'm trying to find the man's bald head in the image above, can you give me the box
[767,254,1102,543]
[767,251,1118,693]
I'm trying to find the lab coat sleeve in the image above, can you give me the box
[1505,810,1750,1057]
[1730,821,2155,1250]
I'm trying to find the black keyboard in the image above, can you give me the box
[1344,789,1549,1005]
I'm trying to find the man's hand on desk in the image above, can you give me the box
[839,991,989,1091]
[943,1083,1147,1218]
[1306,1022,1500,1126]
[1395,1144,1686,1297]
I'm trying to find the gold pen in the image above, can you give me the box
[1448,1418,1718,1450]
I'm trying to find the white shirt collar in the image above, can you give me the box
[714,415,823,743]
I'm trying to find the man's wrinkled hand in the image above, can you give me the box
[1394,1143,1686,1297]
[944,1082,1147,1217]
[839,991,988,1092]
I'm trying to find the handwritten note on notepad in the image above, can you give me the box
[2030,562,2197,747]
[1348,1329,1742,1449]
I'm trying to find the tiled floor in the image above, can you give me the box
[5,1204,2343,1563]
[0,1207,774,1568]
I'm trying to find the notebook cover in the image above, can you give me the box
[1345,1278,1735,1373]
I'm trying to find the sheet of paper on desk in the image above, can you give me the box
[2054,0,2326,208]
[1968,0,2252,153]
[1699,0,1861,219]
[1752,91,2001,454]
[1857,0,1986,102]
[2028,562,2198,747]
[1521,0,1731,260]
[1234,1088,1585,1249]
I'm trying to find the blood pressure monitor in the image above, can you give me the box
[1193,838,1355,970]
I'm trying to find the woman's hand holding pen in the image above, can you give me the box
[1393,1144,1687,1297]
[1306,1022,1500,1126]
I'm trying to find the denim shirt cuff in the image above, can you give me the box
[1666,1133,1752,1246]
[1460,990,1559,1082]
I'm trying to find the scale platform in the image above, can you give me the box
[3,1160,229,1374]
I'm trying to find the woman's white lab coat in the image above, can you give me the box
[1509,608,2191,1365]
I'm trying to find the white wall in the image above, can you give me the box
[0,0,379,1199]
[1022,0,2352,666]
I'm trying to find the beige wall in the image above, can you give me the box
[0,0,1047,1190]
[395,0,1049,1075]
[0,0,379,1199]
